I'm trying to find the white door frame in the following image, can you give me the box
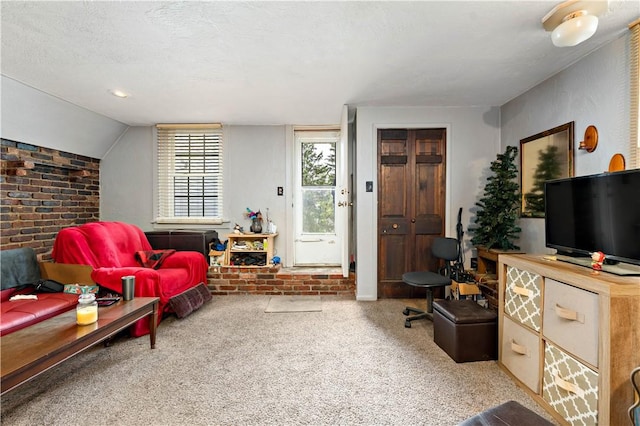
[292,128,341,265]
[338,106,350,277]
[284,113,349,274]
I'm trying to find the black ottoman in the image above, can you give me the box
[433,299,497,363]
[459,400,554,426]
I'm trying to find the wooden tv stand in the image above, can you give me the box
[498,254,640,425]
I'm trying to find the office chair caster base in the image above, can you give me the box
[403,306,423,315]
[404,311,429,328]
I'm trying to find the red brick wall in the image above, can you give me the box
[208,265,356,296]
[0,139,100,260]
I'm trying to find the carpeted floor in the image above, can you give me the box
[1,296,558,425]
[265,295,323,313]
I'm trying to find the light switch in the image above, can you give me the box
[277,186,284,196]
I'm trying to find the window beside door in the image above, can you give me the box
[301,139,336,233]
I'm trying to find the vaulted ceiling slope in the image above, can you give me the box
[2,1,639,126]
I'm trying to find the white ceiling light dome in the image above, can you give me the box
[109,89,129,98]
[552,10,599,47]
[542,0,608,48]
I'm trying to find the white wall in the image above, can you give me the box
[100,124,290,262]
[354,106,501,300]
[501,34,631,254]
[223,125,288,262]
[0,76,128,159]
[100,126,154,228]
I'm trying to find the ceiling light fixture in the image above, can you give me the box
[109,89,129,98]
[542,0,608,47]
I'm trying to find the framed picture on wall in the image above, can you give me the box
[520,122,575,218]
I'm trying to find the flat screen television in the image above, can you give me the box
[544,169,640,273]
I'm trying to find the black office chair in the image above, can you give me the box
[402,237,459,328]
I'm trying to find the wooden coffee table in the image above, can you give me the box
[1,297,159,395]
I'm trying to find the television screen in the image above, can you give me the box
[544,169,640,267]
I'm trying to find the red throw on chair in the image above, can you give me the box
[52,221,208,337]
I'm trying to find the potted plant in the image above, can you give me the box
[470,145,522,251]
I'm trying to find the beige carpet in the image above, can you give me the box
[0,296,559,426]
[265,295,323,313]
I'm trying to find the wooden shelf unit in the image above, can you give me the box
[498,254,640,426]
[475,247,522,311]
[226,233,277,267]
[476,246,523,276]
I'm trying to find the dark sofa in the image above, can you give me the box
[0,247,80,336]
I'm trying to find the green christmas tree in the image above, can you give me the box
[523,145,561,216]
[470,145,522,250]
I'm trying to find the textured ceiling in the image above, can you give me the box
[2,1,639,126]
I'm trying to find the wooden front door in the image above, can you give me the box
[377,128,446,298]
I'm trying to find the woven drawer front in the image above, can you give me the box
[501,316,541,393]
[504,266,542,331]
[543,342,598,426]
[543,278,599,367]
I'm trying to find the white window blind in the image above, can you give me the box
[156,124,223,224]
[630,19,639,168]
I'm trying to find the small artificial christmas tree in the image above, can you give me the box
[470,145,522,250]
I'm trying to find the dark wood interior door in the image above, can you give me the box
[377,128,446,298]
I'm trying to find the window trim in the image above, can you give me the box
[154,123,224,225]
[630,18,639,168]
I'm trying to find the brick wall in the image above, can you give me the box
[0,139,100,260]
[208,265,356,296]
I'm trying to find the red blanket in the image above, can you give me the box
[52,222,208,336]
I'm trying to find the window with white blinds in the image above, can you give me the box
[156,124,223,224]
[630,19,639,168]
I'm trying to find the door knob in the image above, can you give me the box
[411,219,416,223]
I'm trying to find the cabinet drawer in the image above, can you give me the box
[543,278,598,367]
[504,266,543,331]
[543,342,598,426]
[501,316,541,392]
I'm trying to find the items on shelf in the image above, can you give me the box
[225,233,278,268]
[231,240,265,251]
[208,239,228,267]
[230,253,267,266]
